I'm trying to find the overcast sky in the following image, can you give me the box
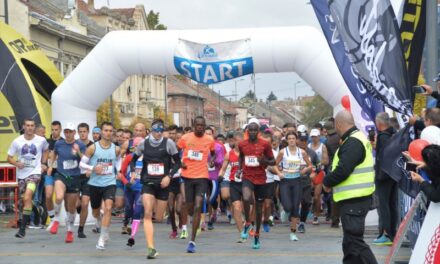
[95,0,321,101]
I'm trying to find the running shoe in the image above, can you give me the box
[147,248,158,259]
[227,213,232,223]
[237,237,246,243]
[298,223,306,233]
[252,236,261,249]
[230,218,236,225]
[263,223,270,233]
[169,230,178,239]
[241,224,251,240]
[268,216,275,226]
[290,232,299,241]
[65,231,74,243]
[46,220,55,232]
[92,218,102,234]
[127,237,135,247]
[201,222,206,231]
[207,222,214,230]
[180,229,188,239]
[312,217,319,225]
[78,230,87,238]
[121,225,129,235]
[15,228,25,238]
[50,220,59,234]
[211,212,217,224]
[96,237,105,250]
[187,241,196,253]
[280,210,288,223]
[373,235,393,246]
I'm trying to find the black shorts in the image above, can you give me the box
[182,177,209,204]
[265,182,276,200]
[230,181,243,203]
[142,178,169,201]
[242,179,269,202]
[79,174,90,196]
[169,178,181,195]
[88,185,116,209]
[54,172,80,193]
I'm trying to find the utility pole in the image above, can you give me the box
[252,74,256,117]
[164,75,168,126]
[1,0,9,24]
[234,78,245,102]
[426,0,438,95]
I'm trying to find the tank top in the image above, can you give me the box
[141,137,170,181]
[282,147,303,179]
[308,143,323,163]
[89,142,117,187]
[228,149,241,182]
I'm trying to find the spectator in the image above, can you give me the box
[410,145,440,203]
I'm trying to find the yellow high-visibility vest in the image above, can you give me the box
[332,130,375,202]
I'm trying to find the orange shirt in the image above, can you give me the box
[177,132,215,179]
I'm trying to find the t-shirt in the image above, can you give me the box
[238,138,274,185]
[7,135,49,179]
[266,148,279,183]
[54,139,86,177]
[177,132,215,179]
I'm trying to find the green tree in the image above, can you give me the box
[266,91,277,103]
[242,89,256,101]
[153,105,173,125]
[301,94,332,127]
[147,10,167,30]
[96,99,121,129]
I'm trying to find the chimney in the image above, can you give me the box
[88,0,94,9]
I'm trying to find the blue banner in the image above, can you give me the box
[311,0,384,121]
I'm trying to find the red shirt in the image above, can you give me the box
[228,149,240,182]
[238,138,274,185]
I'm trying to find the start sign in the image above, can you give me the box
[174,39,254,84]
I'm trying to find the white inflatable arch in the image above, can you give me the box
[52,26,350,126]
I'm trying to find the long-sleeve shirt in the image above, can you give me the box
[421,178,440,203]
[323,127,366,188]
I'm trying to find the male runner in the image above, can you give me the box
[47,123,86,243]
[177,116,216,253]
[8,118,49,238]
[80,122,121,250]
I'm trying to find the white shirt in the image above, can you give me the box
[7,135,49,179]
[266,148,280,183]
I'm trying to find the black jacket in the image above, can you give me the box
[421,175,440,203]
[375,126,395,181]
[432,91,440,108]
[323,127,366,188]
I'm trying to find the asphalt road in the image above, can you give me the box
[0,216,411,264]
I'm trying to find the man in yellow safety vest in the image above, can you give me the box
[323,110,377,264]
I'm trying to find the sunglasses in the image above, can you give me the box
[152,127,164,133]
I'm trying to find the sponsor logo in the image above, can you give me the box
[0,116,19,134]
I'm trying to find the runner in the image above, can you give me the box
[45,121,63,230]
[79,122,121,250]
[177,116,216,253]
[275,131,312,241]
[261,133,279,232]
[76,122,95,238]
[92,127,101,142]
[47,123,86,243]
[296,131,319,233]
[238,119,276,249]
[7,118,49,238]
[130,119,180,259]
[308,128,329,225]
[119,137,144,247]
[219,131,245,242]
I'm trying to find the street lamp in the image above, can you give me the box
[234,78,245,102]
[294,80,301,125]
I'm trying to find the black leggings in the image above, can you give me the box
[280,178,302,218]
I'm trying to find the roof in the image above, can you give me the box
[110,8,135,18]
[167,76,203,99]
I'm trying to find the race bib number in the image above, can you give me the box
[98,163,113,175]
[21,157,36,168]
[188,150,203,161]
[63,160,78,170]
[148,163,165,176]
[134,167,142,179]
[244,156,259,167]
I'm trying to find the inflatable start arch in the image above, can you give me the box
[52,26,353,127]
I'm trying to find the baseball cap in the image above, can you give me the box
[92,127,101,133]
[421,126,440,145]
[310,128,320,137]
[248,118,260,126]
[298,132,308,141]
[64,122,76,131]
[297,125,307,133]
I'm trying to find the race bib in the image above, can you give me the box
[285,160,300,173]
[63,160,78,170]
[98,162,113,175]
[21,157,36,168]
[134,167,142,179]
[188,150,203,161]
[148,163,165,176]
[244,156,259,167]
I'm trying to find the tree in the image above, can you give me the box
[301,94,332,127]
[241,89,256,101]
[266,91,278,103]
[153,105,174,125]
[96,99,122,128]
[147,10,167,30]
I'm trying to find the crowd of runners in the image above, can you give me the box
[6,115,347,259]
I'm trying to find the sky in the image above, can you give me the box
[94,0,322,101]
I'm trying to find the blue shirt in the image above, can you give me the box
[89,142,117,187]
[125,155,142,192]
[54,139,86,177]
